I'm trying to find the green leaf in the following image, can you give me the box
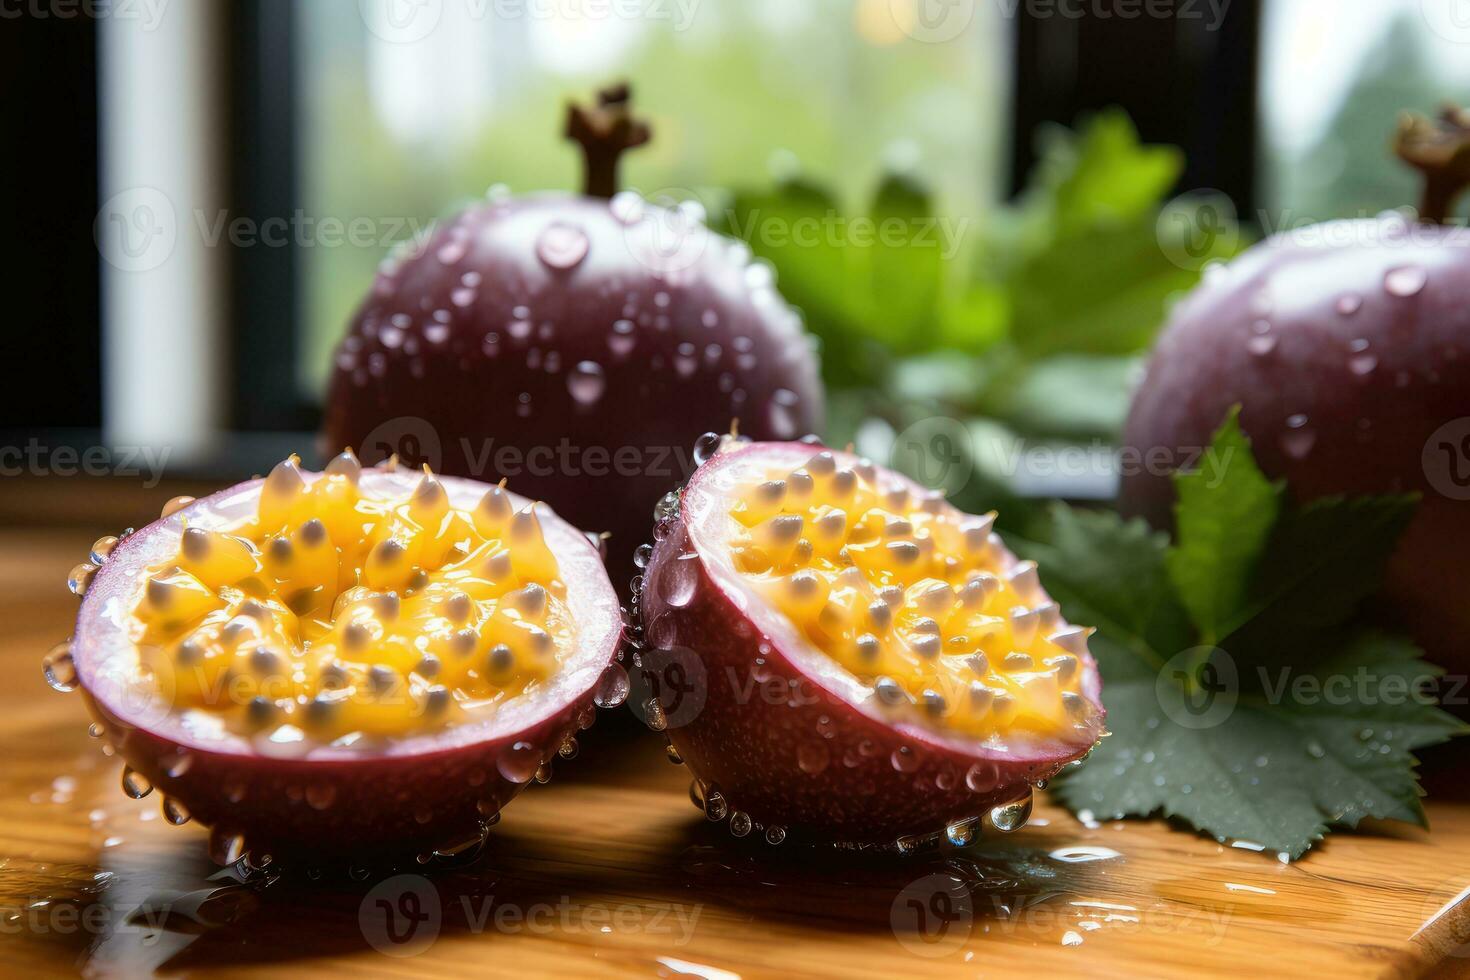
[1221,493,1420,656]
[717,178,875,384]
[1166,408,1282,641]
[936,282,1008,354]
[867,173,944,352]
[1054,631,1464,859]
[1008,215,1222,359]
[1025,495,1461,859]
[1034,109,1185,239]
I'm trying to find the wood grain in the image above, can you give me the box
[3,514,1470,979]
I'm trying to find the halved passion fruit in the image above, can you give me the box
[638,440,1105,849]
[53,454,623,865]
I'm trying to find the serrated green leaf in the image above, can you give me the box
[1026,496,1461,859]
[1167,408,1282,641]
[1054,631,1464,858]
[1221,493,1420,654]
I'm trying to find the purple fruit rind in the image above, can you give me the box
[71,469,621,859]
[641,442,1104,843]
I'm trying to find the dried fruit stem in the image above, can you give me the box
[565,83,651,199]
[1395,106,1470,224]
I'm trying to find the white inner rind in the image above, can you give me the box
[74,469,621,760]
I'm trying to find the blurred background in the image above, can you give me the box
[5,0,1470,514]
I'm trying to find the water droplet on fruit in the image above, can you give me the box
[1349,353,1378,377]
[43,641,78,693]
[162,797,191,825]
[890,746,920,773]
[121,767,152,800]
[729,811,753,837]
[162,752,193,779]
[705,791,728,821]
[89,535,118,565]
[567,361,606,406]
[67,563,96,597]
[610,191,644,225]
[436,240,467,265]
[966,761,1000,793]
[594,663,630,708]
[946,819,978,847]
[1385,265,1427,297]
[1246,334,1277,356]
[765,824,786,845]
[496,741,541,784]
[633,544,654,569]
[660,553,700,608]
[989,792,1033,833]
[1280,414,1316,459]
[797,742,830,775]
[768,390,800,439]
[693,432,722,466]
[536,222,590,270]
[1336,293,1363,315]
[665,743,684,765]
[643,698,668,732]
[608,319,637,357]
[424,322,450,345]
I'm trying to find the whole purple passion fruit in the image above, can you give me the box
[1122,109,1470,670]
[323,86,824,596]
[637,439,1105,849]
[49,453,625,865]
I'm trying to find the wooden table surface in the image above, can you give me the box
[4,488,1470,979]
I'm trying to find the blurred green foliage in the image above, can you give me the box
[714,110,1245,520]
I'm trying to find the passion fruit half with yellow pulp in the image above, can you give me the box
[52,453,624,866]
[638,440,1105,849]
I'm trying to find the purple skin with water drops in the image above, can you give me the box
[640,442,1104,847]
[1120,213,1470,670]
[323,192,824,598]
